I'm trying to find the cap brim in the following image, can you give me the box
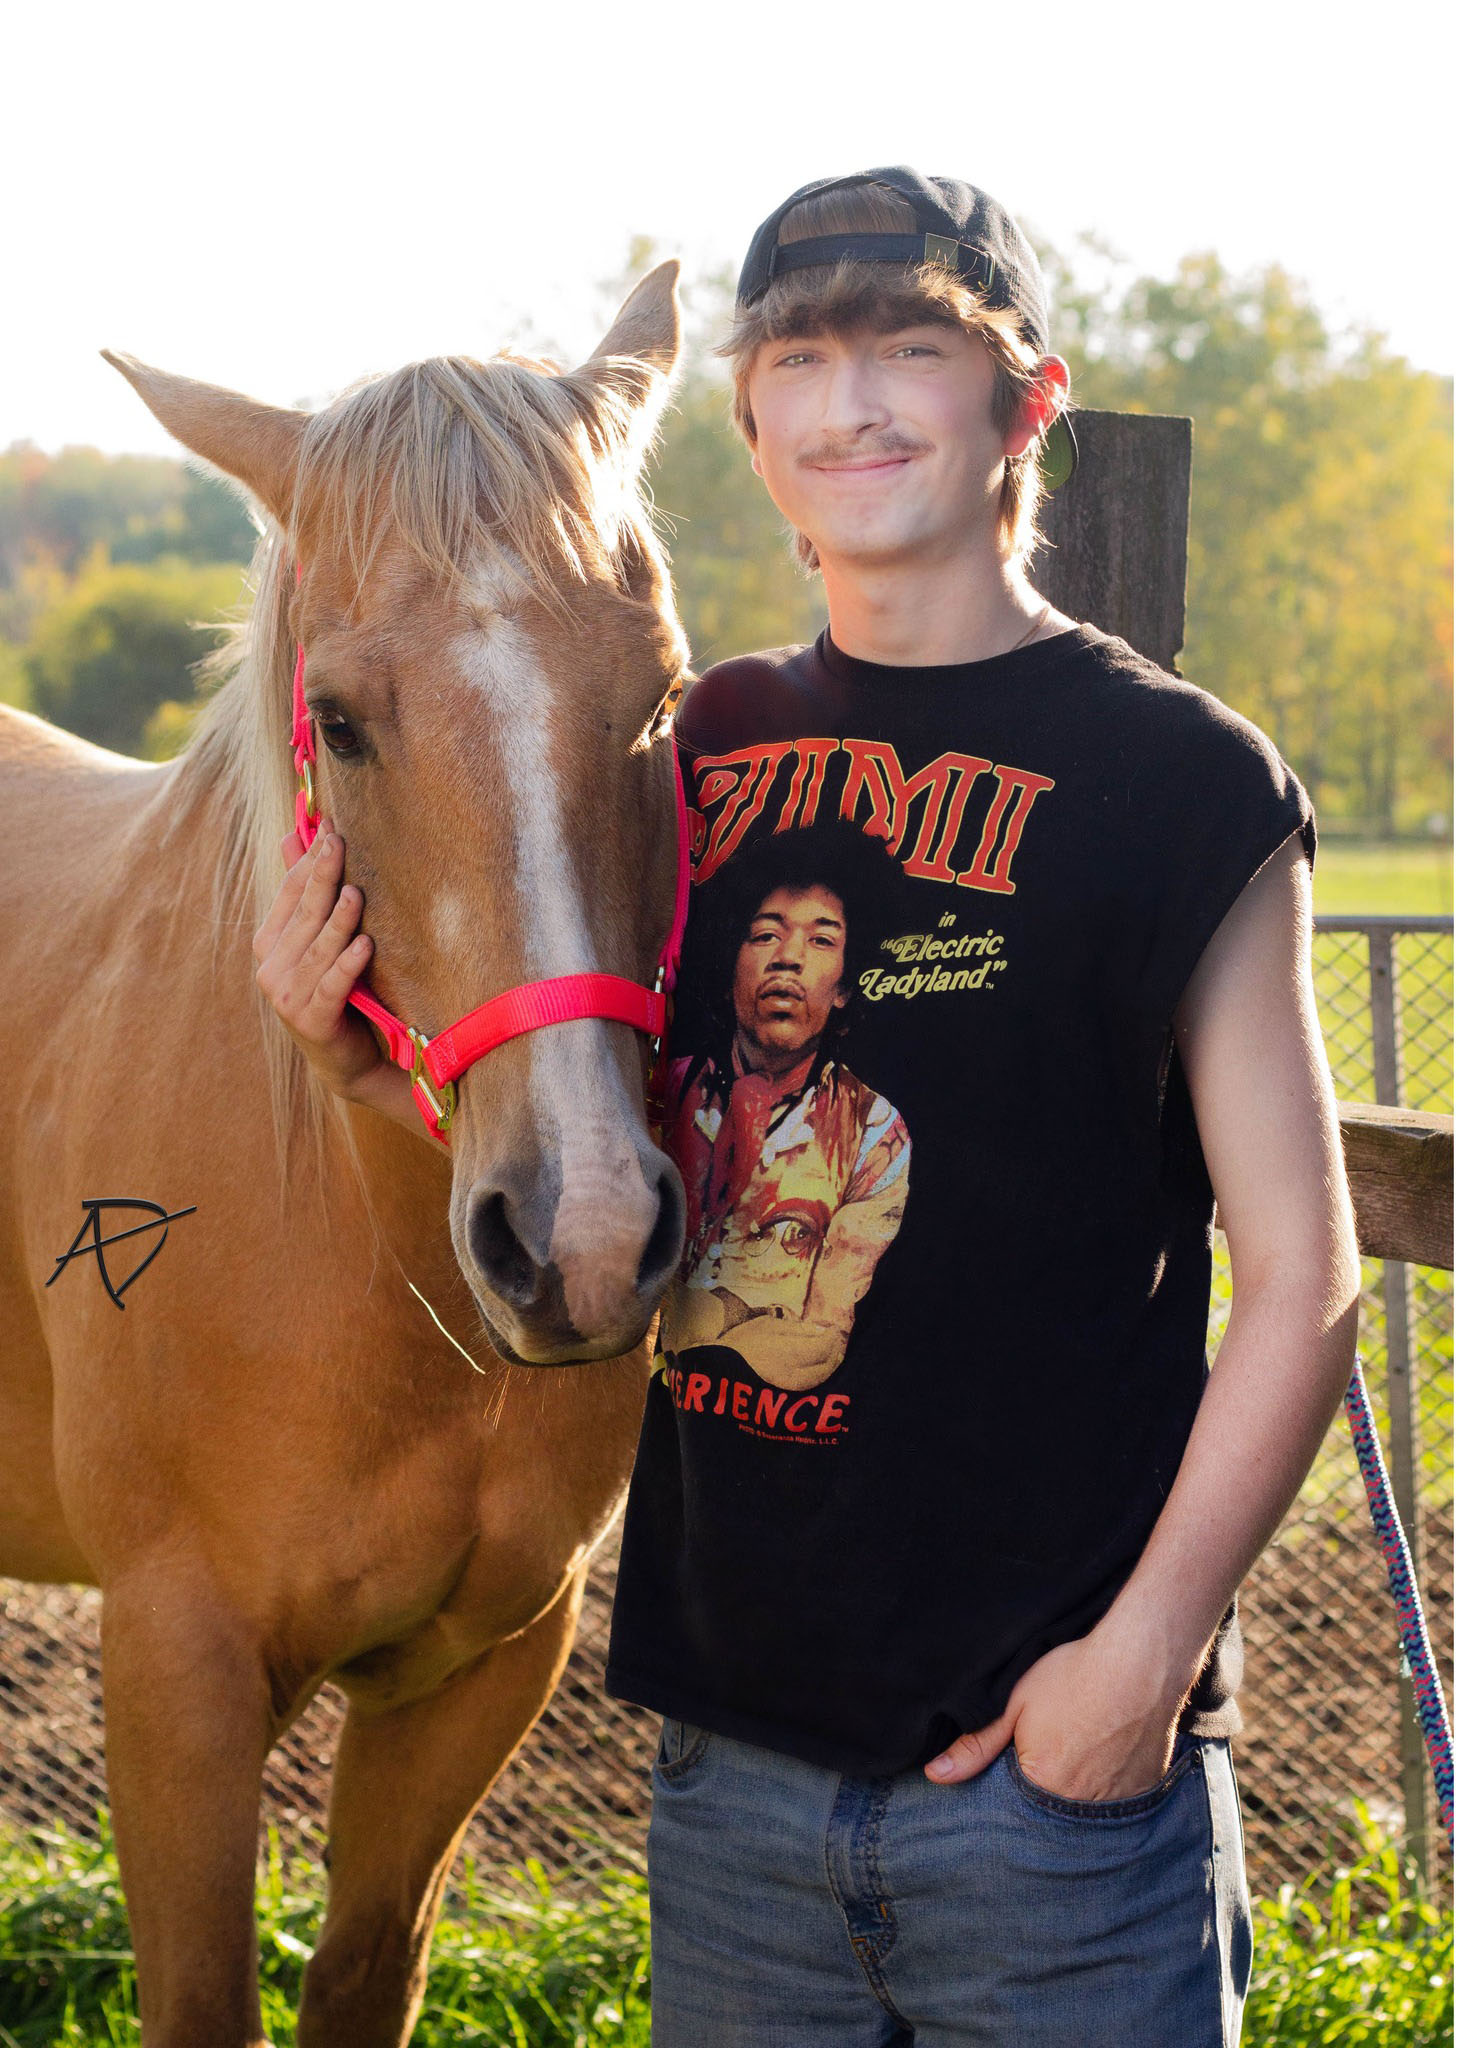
[1041,413,1078,491]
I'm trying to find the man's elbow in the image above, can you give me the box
[1323,1193,1364,1368]
[1227,1218,1361,1385]
[1327,1281,1362,1391]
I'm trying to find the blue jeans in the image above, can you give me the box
[648,1720,1251,2047]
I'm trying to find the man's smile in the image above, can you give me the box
[807,455,913,475]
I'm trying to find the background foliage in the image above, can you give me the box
[21,558,246,758]
[0,247,1450,833]
[1045,243,1452,836]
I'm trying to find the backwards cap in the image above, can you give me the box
[737,166,1077,487]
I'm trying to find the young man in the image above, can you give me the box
[257,170,1360,2046]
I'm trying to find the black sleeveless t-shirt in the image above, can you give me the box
[606,624,1315,1776]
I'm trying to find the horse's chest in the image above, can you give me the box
[323,1509,596,1713]
[300,1414,631,1710]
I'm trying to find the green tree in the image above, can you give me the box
[25,558,246,757]
[652,362,826,669]
[1047,249,1453,832]
[0,444,254,589]
[5,250,1450,831]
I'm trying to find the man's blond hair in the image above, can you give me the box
[723,184,1057,572]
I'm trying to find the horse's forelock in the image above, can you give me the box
[294,353,660,600]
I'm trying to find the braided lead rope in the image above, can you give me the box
[1343,1359,1454,1845]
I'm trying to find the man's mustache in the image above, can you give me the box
[797,431,930,469]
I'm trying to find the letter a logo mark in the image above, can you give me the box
[47,1197,197,1310]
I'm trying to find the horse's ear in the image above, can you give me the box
[580,260,682,413]
[101,352,308,529]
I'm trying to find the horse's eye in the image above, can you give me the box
[318,715,360,758]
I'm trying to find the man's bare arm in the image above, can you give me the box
[927,831,1361,1797]
[1091,830,1361,1702]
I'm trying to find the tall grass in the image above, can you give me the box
[0,1814,1450,2046]
[1245,1804,1453,2046]
[0,1824,651,2046]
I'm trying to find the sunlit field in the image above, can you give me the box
[1313,839,1454,918]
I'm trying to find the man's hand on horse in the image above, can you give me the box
[252,820,391,1103]
[923,1630,1183,1802]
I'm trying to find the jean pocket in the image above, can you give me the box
[654,1717,712,1784]
[1004,1737,1201,1821]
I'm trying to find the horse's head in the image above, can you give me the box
[107,267,693,1364]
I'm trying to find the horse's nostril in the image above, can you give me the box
[637,1159,686,1295]
[468,1191,540,1309]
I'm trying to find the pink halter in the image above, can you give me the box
[289,626,691,1148]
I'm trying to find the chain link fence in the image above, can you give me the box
[0,921,1452,1901]
[1222,917,1453,1894]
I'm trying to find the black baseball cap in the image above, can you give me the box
[737,167,1077,488]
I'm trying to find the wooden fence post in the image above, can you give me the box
[1031,410,1193,672]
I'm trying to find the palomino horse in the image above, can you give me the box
[0,264,688,2046]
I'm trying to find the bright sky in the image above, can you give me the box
[6,0,1454,459]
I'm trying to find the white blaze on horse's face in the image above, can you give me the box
[289,542,687,1366]
[295,537,690,1368]
[453,597,599,988]
[440,589,686,1362]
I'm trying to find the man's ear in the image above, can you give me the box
[1004,355,1071,461]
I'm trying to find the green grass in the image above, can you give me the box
[1244,1805,1454,2045]
[1313,840,1453,919]
[0,1819,1450,2046]
[1309,847,1452,1114]
[0,1825,652,2046]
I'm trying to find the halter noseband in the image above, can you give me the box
[289,624,690,1148]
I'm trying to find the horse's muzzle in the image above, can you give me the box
[464,1149,684,1365]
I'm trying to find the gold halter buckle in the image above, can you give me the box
[407,1028,457,1136]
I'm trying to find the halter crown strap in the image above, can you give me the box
[289,602,689,1145]
[291,638,318,845]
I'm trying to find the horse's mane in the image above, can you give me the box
[163,349,670,1166]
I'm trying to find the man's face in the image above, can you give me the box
[745,320,1019,571]
[732,883,848,1071]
